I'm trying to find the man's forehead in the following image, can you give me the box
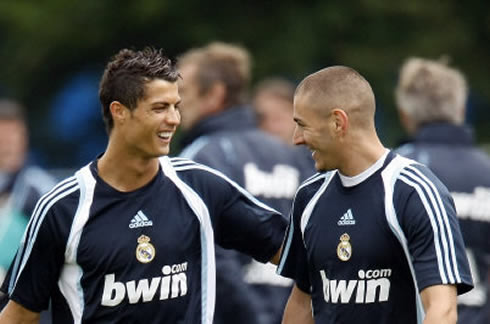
[294,90,321,111]
[145,78,178,90]
[142,79,179,100]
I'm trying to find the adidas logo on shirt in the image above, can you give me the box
[129,210,153,229]
[338,209,356,226]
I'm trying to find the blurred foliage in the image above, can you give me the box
[0,0,489,167]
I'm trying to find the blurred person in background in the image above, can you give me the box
[252,77,315,171]
[0,99,56,322]
[178,42,314,324]
[252,77,296,144]
[395,57,489,324]
[0,99,57,288]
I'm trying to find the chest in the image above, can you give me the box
[303,179,403,272]
[76,183,201,276]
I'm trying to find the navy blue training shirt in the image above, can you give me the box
[278,151,473,324]
[1,156,286,323]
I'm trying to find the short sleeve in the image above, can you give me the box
[395,164,473,295]
[277,189,311,293]
[1,207,66,312]
[173,162,287,264]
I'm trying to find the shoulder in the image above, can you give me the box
[179,130,248,157]
[169,157,226,176]
[165,157,267,209]
[299,172,329,189]
[393,143,416,158]
[382,153,421,183]
[294,172,331,203]
[382,155,450,203]
[179,133,236,168]
[166,157,234,188]
[38,174,81,214]
[397,156,446,189]
[241,129,296,153]
[42,174,81,204]
[17,166,58,194]
[25,174,81,241]
[464,147,490,172]
[179,135,214,160]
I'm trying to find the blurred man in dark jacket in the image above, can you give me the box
[0,99,56,323]
[177,42,315,324]
[0,100,56,287]
[395,57,489,324]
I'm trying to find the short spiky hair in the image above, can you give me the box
[99,47,180,133]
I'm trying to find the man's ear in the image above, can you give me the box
[398,109,416,135]
[331,108,349,136]
[110,101,128,126]
[206,82,226,113]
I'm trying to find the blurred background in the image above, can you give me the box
[1,0,489,175]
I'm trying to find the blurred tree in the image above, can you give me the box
[0,0,488,167]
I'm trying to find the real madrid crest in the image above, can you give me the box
[136,235,156,263]
[337,233,352,261]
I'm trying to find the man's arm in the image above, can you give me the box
[420,284,457,324]
[282,284,314,324]
[0,300,40,324]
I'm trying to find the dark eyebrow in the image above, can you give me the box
[150,101,167,106]
[293,117,303,125]
[151,99,182,106]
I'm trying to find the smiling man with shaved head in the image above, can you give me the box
[277,66,473,324]
[292,66,382,174]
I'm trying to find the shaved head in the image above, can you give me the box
[293,66,385,175]
[295,66,376,129]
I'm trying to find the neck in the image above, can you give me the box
[338,134,386,177]
[97,139,160,192]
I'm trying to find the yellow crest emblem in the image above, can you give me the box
[136,235,156,263]
[336,233,352,261]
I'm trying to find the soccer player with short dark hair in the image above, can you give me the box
[0,47,286,324]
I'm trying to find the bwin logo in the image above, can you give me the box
[320,268,392,304]
[244,163,299,199]
[129,210,153,229]
[101,262,188,306]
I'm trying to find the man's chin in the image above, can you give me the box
[315,162,334,173]
[314,161,325,172]
[152,147,170,158]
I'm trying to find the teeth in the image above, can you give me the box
[158,132,172,139]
